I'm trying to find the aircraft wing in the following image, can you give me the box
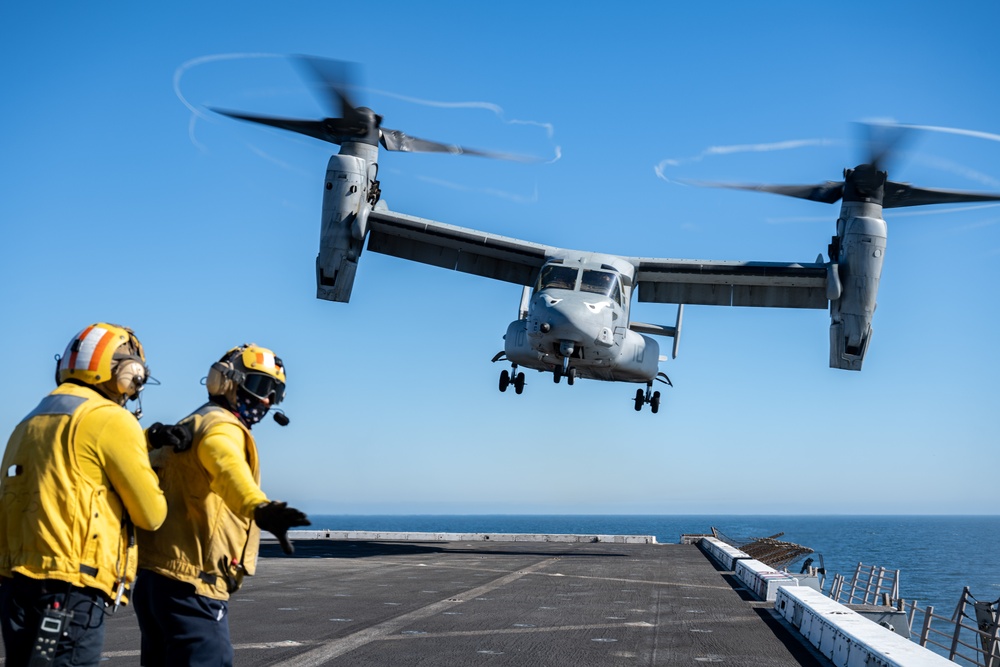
[366,207,829,308]
[629,257,829,309]
[367,208,553,286]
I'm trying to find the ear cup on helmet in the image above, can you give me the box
[206,361,231,397]
[114,358,147,400]
[207,360,244,398]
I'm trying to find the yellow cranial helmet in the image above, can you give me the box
[56,323,148,404]
[206,344,286,405]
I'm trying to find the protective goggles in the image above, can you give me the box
[242,372,285,405]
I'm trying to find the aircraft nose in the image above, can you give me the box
[534,296,606,341]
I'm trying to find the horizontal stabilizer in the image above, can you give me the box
[630,305,683,359]
[630,321,677,337]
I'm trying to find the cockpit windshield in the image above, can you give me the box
[537,265,578,291]
[580,270,622,304]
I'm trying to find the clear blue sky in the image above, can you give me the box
[2,2,998,516]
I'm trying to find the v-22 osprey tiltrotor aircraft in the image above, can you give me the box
[213,56,1000,413]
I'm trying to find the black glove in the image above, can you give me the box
[147,422,193,452]
[254,501,310,555]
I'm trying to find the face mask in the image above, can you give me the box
[235,390,269,427]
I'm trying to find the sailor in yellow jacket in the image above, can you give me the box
[0,323,168,667]
[133,344,309,667]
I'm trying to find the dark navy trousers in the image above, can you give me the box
[0,574,107,667]
[132,570,234,667]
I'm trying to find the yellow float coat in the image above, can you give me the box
[0,383,166,602]
[137,403,268,600]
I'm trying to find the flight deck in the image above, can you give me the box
[82,535,830,666]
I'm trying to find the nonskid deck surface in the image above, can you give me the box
[52,540,826,666]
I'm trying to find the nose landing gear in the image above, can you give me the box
[552,356,576,385]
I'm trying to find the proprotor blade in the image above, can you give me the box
[687,180,845,204]
[216,54,541,161]
[883,183,1000,209]
[856,121,913,174]
[210,108,359,146]
[380,128,540,162]
[689,122,1000,213]
[294,55,362,121]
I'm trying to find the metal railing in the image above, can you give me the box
[906,587,1000,667]
[828,561,901,606]
[824,563,999,666]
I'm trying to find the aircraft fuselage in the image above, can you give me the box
[503,253,660,383]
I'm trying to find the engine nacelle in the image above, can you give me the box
[615,330,660,381]
[316,153,372,302]
[503,319,536,367]
[829,209,886,370]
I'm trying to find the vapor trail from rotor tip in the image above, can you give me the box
[898,124,1000,144]
[173,52,287,152]
[369,87,559,163]
[654,138,839,182]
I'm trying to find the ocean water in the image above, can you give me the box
[306,514,1000,617]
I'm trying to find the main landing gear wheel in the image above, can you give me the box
[553,367,562,383]
[499,367,525,394]
[567,367,576,385]
[634,383,663,413]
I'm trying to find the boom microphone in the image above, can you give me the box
[273,410,290,426]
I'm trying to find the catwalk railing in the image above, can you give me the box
[828,562,999,667]
[905,587,999,667]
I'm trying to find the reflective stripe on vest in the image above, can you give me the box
[22,394,87,422]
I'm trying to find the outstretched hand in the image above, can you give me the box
[147,422,194,452]
[254,501,311,555]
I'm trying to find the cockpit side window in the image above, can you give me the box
[609,279,622,305]
[581,270,622,305]
[537,265,579,291]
